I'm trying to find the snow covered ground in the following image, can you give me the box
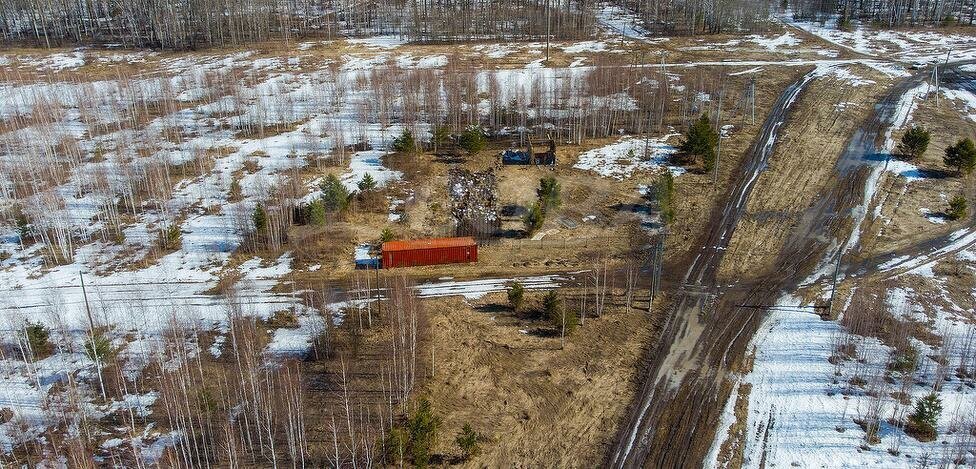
[573,134,682,179]
[719,283,976,467]
[788,14,976,63]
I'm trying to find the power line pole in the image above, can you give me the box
[750,77,756,125]
[80,272,107,400]
[713,81,725,184]
[827,253,842,318]
[545,1,551,63]
[648,229,666,311]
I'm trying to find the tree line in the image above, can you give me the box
[0,0,597,49]
[790,0,976,26]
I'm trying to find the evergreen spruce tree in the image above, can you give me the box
[680,115,720,171]
[321,174,351,212]
[358,172,377,193]
[908,393,942,441]
[253,204,268,235]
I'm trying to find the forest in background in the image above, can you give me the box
[1,0,973,50]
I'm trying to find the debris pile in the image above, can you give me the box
[448,168,500,238]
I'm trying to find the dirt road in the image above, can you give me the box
[609,59,976,468]
[607,67,824,468]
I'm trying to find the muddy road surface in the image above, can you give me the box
[608,61,975,468]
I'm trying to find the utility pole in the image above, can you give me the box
[80,272,107,400]
[713,81,725,184]
[827,252,842,318]
[750,77,756,125]
[648,229,666,311]
[545,1,551,64]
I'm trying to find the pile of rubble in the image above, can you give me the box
[448,168,501,238]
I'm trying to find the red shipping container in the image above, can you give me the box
[381,237,478,268]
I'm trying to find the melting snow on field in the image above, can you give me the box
[789,15,976,63]
[573,135,682,179]
[346,35,407,50]
[748,32,801,52]
[416,274,567,299]
[720,290,976,468]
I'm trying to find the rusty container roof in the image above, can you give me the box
[382,237,477,252]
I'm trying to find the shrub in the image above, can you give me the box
[680,115,719,171]
[458,127,486,154]
[896,126,930,160]
[948,195,968,221]
[944,138,976,175]
[508,282,525,312]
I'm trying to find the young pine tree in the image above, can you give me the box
[543,290,577,334]
[253,204,268,235]
[908,393,942,441]
[392,129,417,153]
[458,127,486,154]
[896,126,930,160]
[455,424,485,461]
[655,172,676,224]
[24,322,51,359]
[321,174,351,212]
[508,282,525,312]
[537,176,561,212]
[358,172,377,193]
[680,115,720,171]
[407,398,441,466]
[307,200,326,225]
[523,202,545,234]
[948,195,968,220]
[944,138,976,175]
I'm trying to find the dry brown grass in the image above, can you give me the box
[718,65,892,282]
[423,291,652,466]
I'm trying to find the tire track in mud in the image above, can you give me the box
[608,67,824,469]
[703,62,976,467]
[610,61,976,469]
